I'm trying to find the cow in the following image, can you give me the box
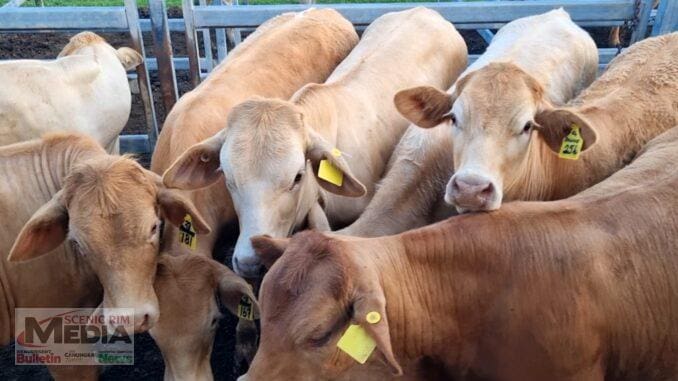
[0,133,210,380]
[243,125,678,381]
[163,7,469,277]
[150,254,258,381]
[395,8,598,214]
[343,26,678,237]
[151,9,358,265]
[0,32,142,153]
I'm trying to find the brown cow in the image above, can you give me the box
[344,31,678,237]
[244,126,678,381]
[150,254,258,381]
[151,9,358,262]
[0,133,209,380]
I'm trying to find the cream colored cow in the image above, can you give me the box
[151,9,358,262]
[0,32,142,153]
[163,7,468,277]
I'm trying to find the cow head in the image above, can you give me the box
[239,231,401,381]
[59,31,143,71]
[8,156,211,333]
[395,63,598,213]
[162,97,365,277]
[151,254,258,381]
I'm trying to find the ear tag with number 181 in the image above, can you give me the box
[178,214,197,250]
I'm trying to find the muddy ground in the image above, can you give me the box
[0,7,624,379]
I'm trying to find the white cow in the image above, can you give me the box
[0,31,142,153]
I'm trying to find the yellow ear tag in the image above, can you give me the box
[318,148,344,187]
[237,295,255,321]
[178,214,197,250]
[337,324,376,364]
[558,124,584,160]
[366,311,381,324]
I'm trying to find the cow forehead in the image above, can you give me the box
[261,233,351,318]
[222,105,306,180]
[64,156,157,216]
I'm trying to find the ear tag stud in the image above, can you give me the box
[178,214,197,250]
[318,148,344,187]
[366,311,381,324]
[337,324,376,364]
[558,124,584,160]
[237,295,255,321]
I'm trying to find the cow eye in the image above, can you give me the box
[289,170,304,191]
[522,121,533,134]
[449,113,457,125]
[308,329,334,347]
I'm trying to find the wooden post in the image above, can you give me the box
[182,0,201,87]
[149,0,178,115]
[652,0,678,36]
[124,0,158,152]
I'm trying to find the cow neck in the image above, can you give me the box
[367,213,515,369]
[0,139,104,344]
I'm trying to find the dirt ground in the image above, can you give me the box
[0,6,625,379]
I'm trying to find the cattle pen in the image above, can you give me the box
[1,0,676,156]
[1,1,678,380]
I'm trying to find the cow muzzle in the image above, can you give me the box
[445,172,501,213]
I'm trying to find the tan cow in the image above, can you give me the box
[0,32,142,153]
[244,126,678,381]
[0,133,209,379]
[396,8,598,213]
[163,7,468,277]
[151,9,358,263]
[344,27,678,238]
[150,254,258,381]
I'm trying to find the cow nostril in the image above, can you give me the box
[480,182,494,197]
[451,178,461,192]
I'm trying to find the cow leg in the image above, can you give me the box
[47,364,100,381]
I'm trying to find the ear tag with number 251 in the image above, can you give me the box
[336,311,381,364]
[558,124,584,160]
[178,214,197,250]
[318,148,344,187]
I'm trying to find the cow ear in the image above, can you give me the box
[215,263,260,320]
[394,86,454,129]
[306,131,366,198]
[157,188,212,234]
[251,235,290,269]
[163,130,226,190]
[9,191,69,262]
[351,289,402,376]
[534,108,598,154]
[116,47,143,71]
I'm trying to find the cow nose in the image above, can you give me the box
[132,304,158,333]
[234,256,263,278]
[446,173,497,212]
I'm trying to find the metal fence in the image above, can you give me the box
[1,0,677,154]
